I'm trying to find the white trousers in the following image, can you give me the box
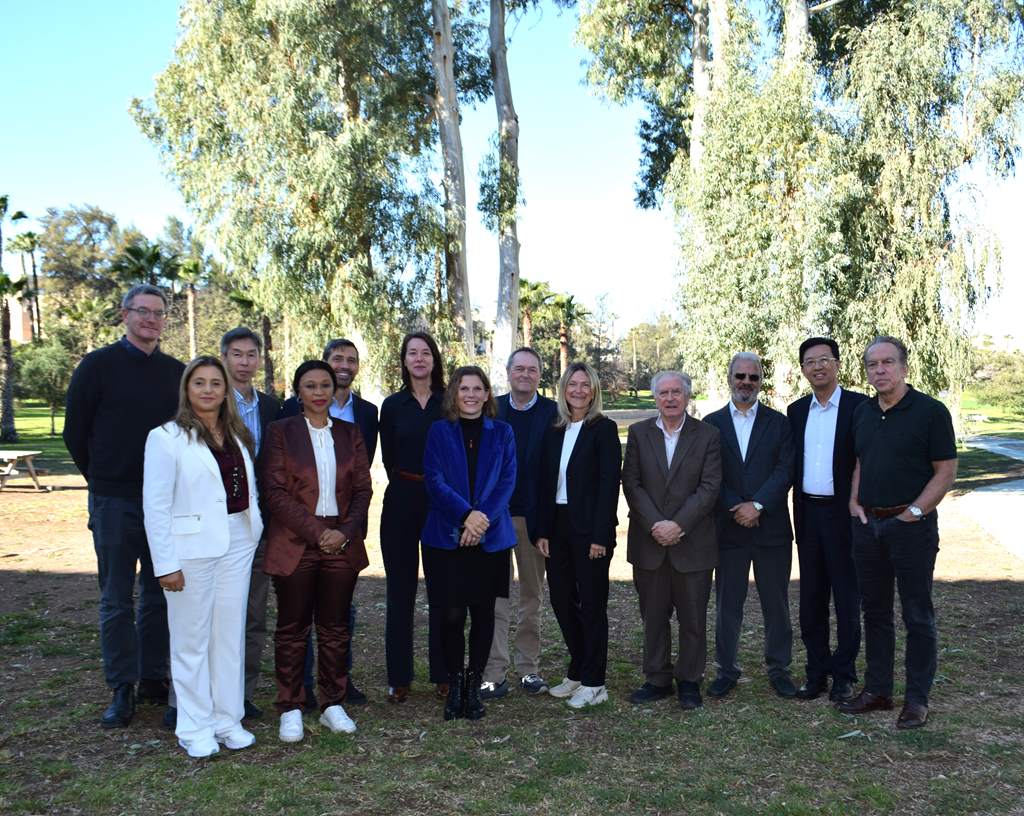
[166,513,257,744]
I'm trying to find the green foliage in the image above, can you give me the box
[623,314,686,392]
[13,340,72,435]
[477,133,524,233]
[970,345,1024,415]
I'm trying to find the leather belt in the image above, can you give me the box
[801,493,835,504]
[397,470,425,482]
[866,505,909,519]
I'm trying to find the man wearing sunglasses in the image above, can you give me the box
[704,352,796,700]
[64,284,185,728]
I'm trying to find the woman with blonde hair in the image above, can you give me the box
[144,356,262,758]
[536,361,622,708]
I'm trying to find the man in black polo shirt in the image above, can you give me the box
[64,284,185,728]
[841,336,957,729]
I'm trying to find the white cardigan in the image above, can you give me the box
[143,422,263,577]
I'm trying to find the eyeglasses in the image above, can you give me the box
[125,307,167,320]
[801,356,837,369]
[733,373,761,382]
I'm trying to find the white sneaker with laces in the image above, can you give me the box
[215,724,256,750]
[319,704,357,734]
[567,684,608,709]
[279,709,304,743]
[548,677,582,698]
[178,736,220,758]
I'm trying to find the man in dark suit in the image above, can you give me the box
[787,337,867,702]
[221,327,284,720]
[704,352,796,699]
[279,338,378,706]
[479,347,559,699]
[623,371,722,710]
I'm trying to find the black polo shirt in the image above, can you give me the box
[853,385,957,507]
[378,389,443,479]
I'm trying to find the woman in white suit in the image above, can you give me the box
[144,355,263,758]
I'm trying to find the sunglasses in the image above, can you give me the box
[733,373,761,382]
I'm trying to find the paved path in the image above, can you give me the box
[957,436,1024,562]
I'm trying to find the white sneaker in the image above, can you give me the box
[178,736,220,758]
[215,724,256,750]
[279,709,304,743]
[567,684,608,709]
[319,704,357,734]
[548,677,582,699]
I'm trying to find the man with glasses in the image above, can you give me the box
[841,336,956,729]
[64,284,185,728]
[704,352,796,700]
[787,338,867,702]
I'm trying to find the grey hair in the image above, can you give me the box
[727,351,763,378]
[506,346,542,371]
[863,335,908,366]
[220,326,262,355]
[651,370,693,397]
[121,284,168,309]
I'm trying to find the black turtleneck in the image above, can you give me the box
[459,415,484,503]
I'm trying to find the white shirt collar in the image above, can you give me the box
[655,414,685,436]
[508,392,539,411]
[233,387,258,407]
[304,415,333,432]
[730,400,759,419]
[810,385,842,411]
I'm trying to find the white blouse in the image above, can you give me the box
[305,416,338,517]
[555,420,584,505]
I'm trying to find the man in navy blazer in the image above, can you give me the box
[704,352,796,700]
[279,338,379,706]
[787,338,867,702]
[480,348,559,699]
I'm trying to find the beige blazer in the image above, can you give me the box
[622,416,722,573]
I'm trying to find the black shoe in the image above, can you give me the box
[243,699,263,720]
[629,682,673,704]
[101,684,135,729]
[796,678,829,700]
[346,680,368,706]
[707,676,737,698]
[829,679,855,703]
[444,672,465,721]
[479,678,510,700]
[161,705,177,731]
[303,686,319,714]
[464,672,486,720]
[770,674,798,699]
[137,678,170,705]
[677,681,703,710]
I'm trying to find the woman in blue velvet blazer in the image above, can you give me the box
[422,365,517,721]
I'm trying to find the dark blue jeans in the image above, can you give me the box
[852,512,939,706]
[88,492,169,688]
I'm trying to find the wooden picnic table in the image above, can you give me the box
[0,450,50,492]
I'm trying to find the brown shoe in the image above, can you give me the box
[387,686,409,704]
[435,683,449,699]
[896,701,929,729]
[836,689,894,714]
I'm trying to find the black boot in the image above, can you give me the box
[464,672,486,721]
[444,672,465,721]
[101,683,135,729]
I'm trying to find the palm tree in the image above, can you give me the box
[8,231,41,340]
[518,278,554,348]
[178,257,203,358]
[554,294,589,378]
[110,242,179,287]
[1,195,28,442]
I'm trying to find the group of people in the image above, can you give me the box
[62,283,957,758]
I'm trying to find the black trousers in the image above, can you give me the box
[714,541,793,681]
[796,499,861,684]
[852,512,939,706]
[546,506,611,687]
[379,480,445,687]
[440,603,496,676]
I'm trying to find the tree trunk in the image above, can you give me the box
[187,283,197,359]
[0,301,17,443]
[709,0,731,87]
[488,0,521,393]
[559,321,569,378]
[691,0,710,171]
[783,0,809,67]
[30,250,41,340]
[50,402,57,436]
[522,309,533,349]
[430,0,475,359]
[262,313,276,397]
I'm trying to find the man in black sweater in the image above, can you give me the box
[63,284,185,728]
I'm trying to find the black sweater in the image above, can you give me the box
[63,340,185,497]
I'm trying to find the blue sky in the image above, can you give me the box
[1,0,1019,342]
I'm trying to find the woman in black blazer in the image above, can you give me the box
[536,361,622,708]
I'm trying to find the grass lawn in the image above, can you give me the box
[960,394,1024,440]
[5,400,75,475]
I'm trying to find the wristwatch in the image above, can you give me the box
[907,504,923,519]
[752,501,764,512]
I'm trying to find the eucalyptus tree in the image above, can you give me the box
[134,0,490,386]
[0,196,27,442]
[8,231,41,340]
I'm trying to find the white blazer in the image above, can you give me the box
[143,422,263,577]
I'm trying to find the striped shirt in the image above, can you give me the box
[234,388,262,454]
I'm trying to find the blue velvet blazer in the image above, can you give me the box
[421,417,518,552]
